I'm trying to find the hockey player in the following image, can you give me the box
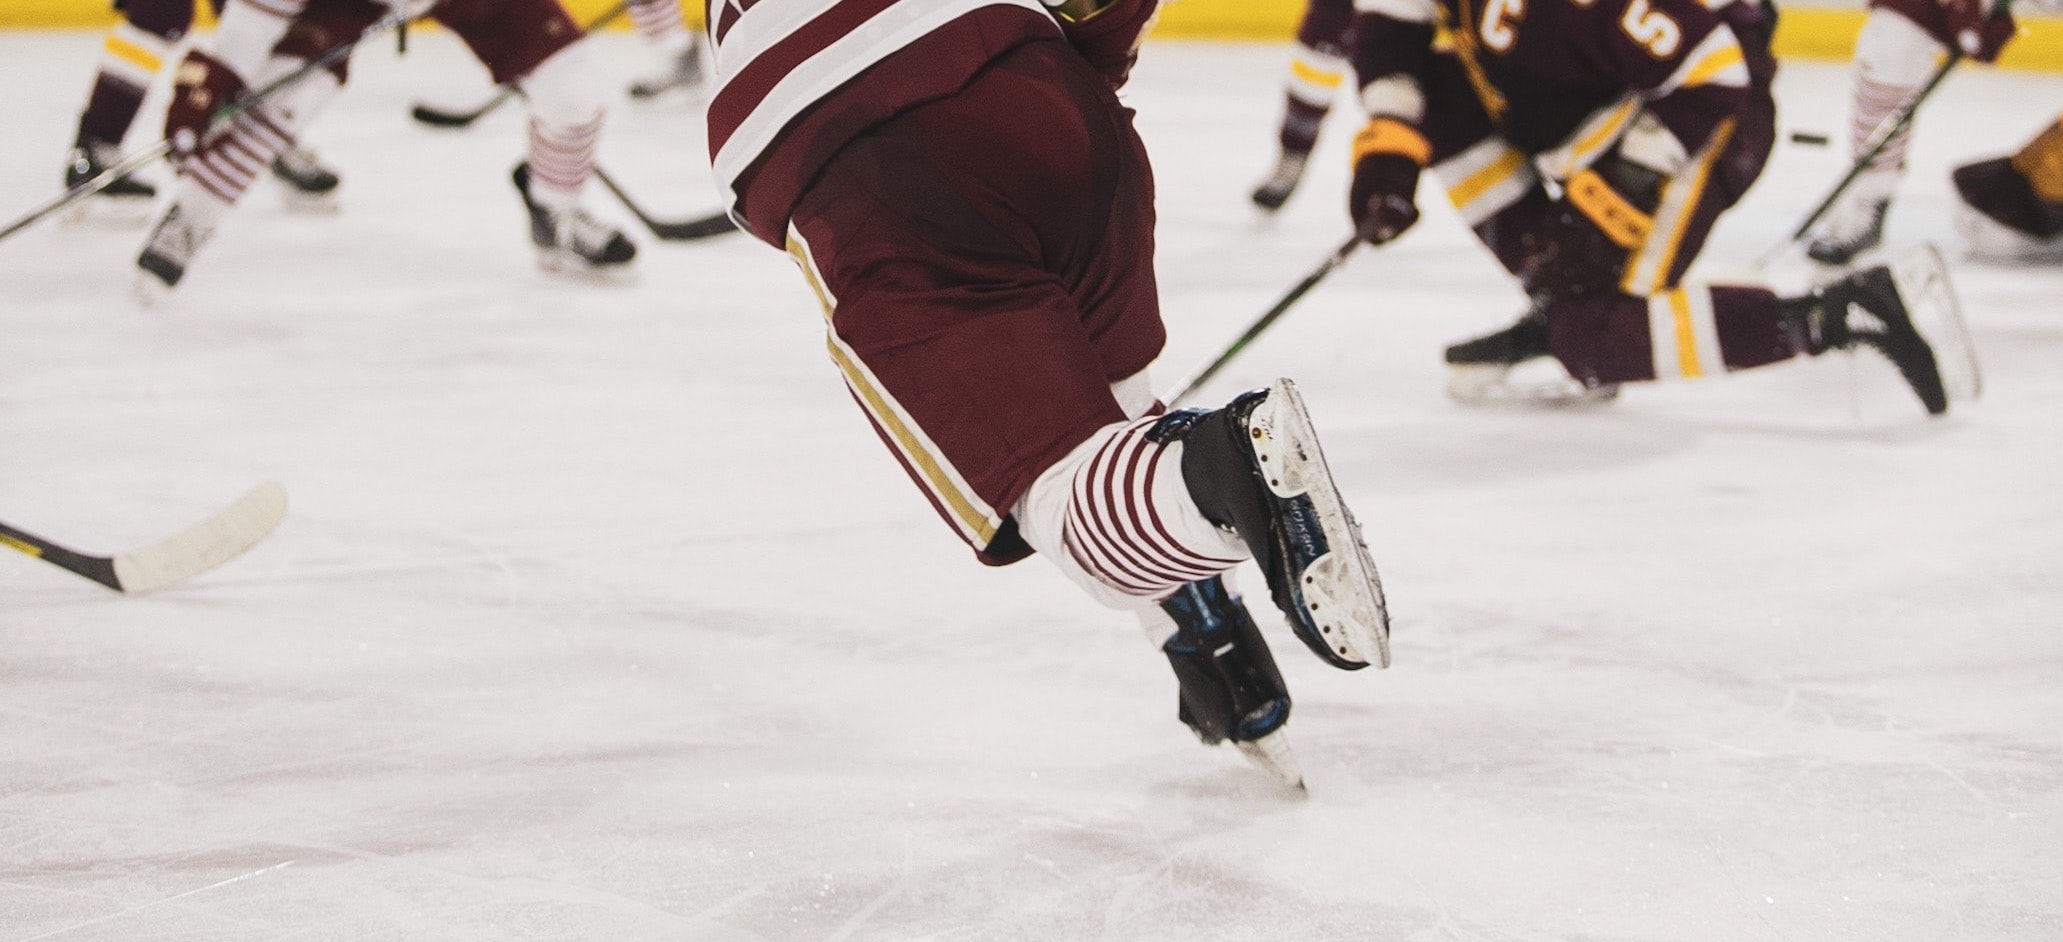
[62,0,343,218]
[1251,0,1354,211]
[624,0,708,99]
[1803,0,2018,264]
[135,0,634,294]
[1343,0,1977,415]
[704,0,1392,785]
[1952,112,2063,261]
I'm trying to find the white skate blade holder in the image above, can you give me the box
[1246,378,1392,668]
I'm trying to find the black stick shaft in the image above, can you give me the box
[1164,234,1362,407]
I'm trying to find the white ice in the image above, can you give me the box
[2,28,2061,942]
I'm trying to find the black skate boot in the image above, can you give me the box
[1250,151,1309,212]
[65,132,156,224]
[1442,307,1619,406]
[1159,576,1302,789]
[512,163,637,274]
[1149,378,1389,670]
[1781,247,1979,415]
[269,146,342,212]
[135,202,216,299]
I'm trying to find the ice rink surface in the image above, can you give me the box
[2,27,2061,942]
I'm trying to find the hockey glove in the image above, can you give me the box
[1945,0,2017,62]
[1520,152,1665,303]
[1348,118,1430,245]
[164,49,247,160]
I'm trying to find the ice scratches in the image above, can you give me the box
[14,858,295,942]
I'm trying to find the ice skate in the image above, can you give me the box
[628,37,707,100]
[1152,379,1389,670]
[1443,312,1621,407]
[512,164,637,276]
[268,146,342,213]
[134,202,216,300]
[1249,150,1309,212]
[1805,168,1897,266]
[63,133,156,226]
[1790,244,1979,415]
[1157,577,1304,790]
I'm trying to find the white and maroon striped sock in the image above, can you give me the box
[525,113,604,210]
[184,109,293,208]
[1059,417,1248,601]
[629,0,694,54]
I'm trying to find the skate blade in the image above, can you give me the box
[61,196,157,230]
[1447,363,1621,409]
[536,250,640,284]
[1234,729,1307,792]
[1247,378,1391,669]
[1889,243,1982,407]
[277,188,342,215]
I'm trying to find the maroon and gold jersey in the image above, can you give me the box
[1352,0,1775,163]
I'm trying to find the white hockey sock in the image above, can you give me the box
[629,0,694,54]
[184,111,294,208]
[1016,416,1249,609]
[525,114,603,210]
[519,44,607,207]
[1850,8,1939,173]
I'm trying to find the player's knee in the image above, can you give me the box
[1856,8,1942,85]
[520,42,606,129]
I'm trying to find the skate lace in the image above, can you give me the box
[560,209,623,256]
[145,210,207,265]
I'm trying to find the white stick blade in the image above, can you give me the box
[1890,243,1983,407]
[110,482,288,594]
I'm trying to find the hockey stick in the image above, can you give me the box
[1769,0,2012,259]
[0,482,288,594]
[593,166,738,241]
[411,86,519,128]
[1774,52,1963,253]
[410,0,633,128]
[0,8,414,245]
[1163,234,1362,407]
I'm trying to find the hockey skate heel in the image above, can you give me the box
[1242,380,1391,668]
[1158,379,1390,670]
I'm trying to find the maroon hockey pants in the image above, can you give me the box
[785,38,1166,565]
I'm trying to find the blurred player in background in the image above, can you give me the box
[1343,0,1977,415]
[1249,0,1352,211]
[135,0,635,295]
[1803,0,2017,263]
[705,0,1393,785]
[624,0,707,99]
[1953,111,2063,260]
[62,0,342,219]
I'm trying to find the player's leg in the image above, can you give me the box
[1806,2,1943,264]
[625,0,706,100]
[785,40,1383,774]
[440,0,635,273]
[65,0,203,213]
[1250,0,1355,211]
[136,0,362,292]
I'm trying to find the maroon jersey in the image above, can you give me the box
[1352,0,1775,164]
